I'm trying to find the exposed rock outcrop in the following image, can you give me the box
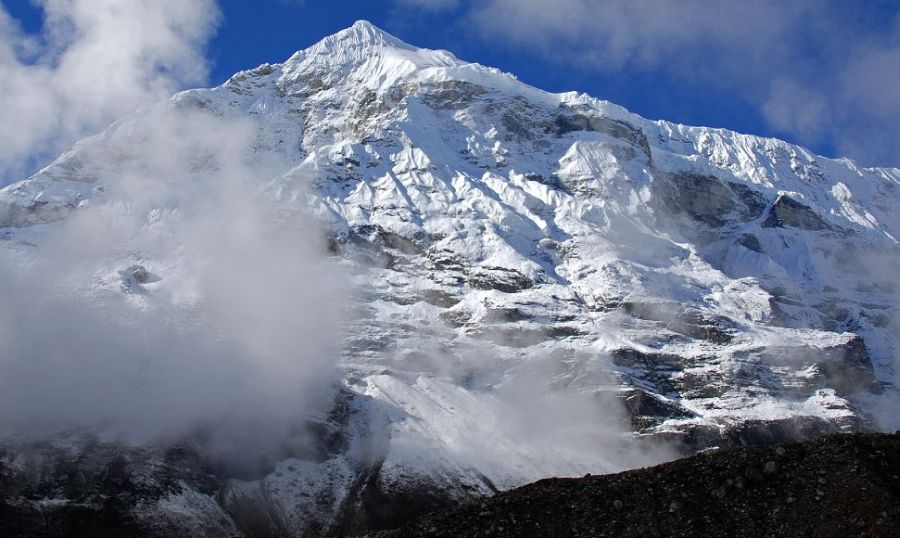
[763,194,829,231]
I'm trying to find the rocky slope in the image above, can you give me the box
[369,432,900,538]
[0,21,898,537]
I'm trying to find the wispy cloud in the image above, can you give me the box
[0,0,220,183]
[395,0,459,11]
[429,0,900,167]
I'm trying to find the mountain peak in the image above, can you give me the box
[281,20,462,90]
[288,20,416,61]
[337,20,412,50]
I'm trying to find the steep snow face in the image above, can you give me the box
[1,20,899,535]
[281,20,462,91]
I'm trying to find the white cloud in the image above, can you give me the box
[0,0,220,182]
[468,0,804,72]
[0,104,344,474]
[0,1,344,473]
[763,79,833,144]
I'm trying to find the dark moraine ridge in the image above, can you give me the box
[363,432,900,538]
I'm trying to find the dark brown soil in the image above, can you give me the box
[366,432,900,538]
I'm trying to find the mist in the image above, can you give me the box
[0,1,345,468]
[852,245,900,432]
[487,351,677,476]
[386,317,679,480]
[0,95,345,476]
[0,0,219,183]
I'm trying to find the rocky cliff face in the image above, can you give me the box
[0,21,898,537]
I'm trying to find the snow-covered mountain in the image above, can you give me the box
[1,21,898,537]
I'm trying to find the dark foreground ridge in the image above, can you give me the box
[366,432,900,538]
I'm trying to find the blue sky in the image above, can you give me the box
[201,1,770,139]
[2,0,899,173]
[208,1,769,138]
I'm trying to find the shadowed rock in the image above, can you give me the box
[421,81,488,110]
[621,388,695,430]
[763,194,829,231]
[817,337,879,394]
[656,173,768,227]
[552,113,651,159]
[468,267,534,293]
[373,433,900,538]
